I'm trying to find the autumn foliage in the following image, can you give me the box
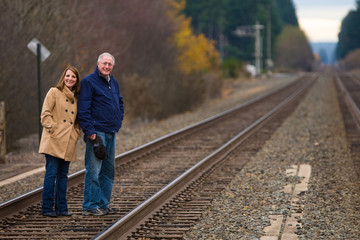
[175,18,220,73]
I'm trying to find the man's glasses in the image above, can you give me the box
[99,62,113,67]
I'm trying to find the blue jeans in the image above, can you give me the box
[42,154,70,214]
[83,131,116,210]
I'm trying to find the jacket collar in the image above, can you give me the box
[95,67,112,81]
[62,86,75,101]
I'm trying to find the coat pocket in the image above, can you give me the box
[46,123,57,134]
[50,123,68,140]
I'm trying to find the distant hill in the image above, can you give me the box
[310,42,337,64]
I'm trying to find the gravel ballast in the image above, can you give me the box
[184,75,360,239]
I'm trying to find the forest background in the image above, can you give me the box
[336,0,360,69]
[0,0,325,149]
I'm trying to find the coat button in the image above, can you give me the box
[72,111,74,114]
[66,99,69,102]
[63,120,66,122]
[65,109,68,112]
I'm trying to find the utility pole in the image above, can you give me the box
[234,22,264,76]
[254,22,263,75]
[219,33,225,62]
[266,5,273,75]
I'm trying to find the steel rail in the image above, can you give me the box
[335,74,360,129]
[93,76,316,240]
[0,77,301,219]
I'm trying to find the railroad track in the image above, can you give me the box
[0,74,316,239]
[335,73,360,179]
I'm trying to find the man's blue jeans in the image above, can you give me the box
[42,154,70,214]
[83,131,116,210]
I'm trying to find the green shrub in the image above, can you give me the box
[221,58,244,78]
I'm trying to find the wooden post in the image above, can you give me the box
[0,101,6,163]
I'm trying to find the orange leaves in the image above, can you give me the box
[170,0,220,74]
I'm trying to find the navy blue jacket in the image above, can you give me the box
[77,67,124,136]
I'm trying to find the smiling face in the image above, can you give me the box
[64,69,77,90]
[97,55,114,78]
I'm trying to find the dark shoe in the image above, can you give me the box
[101,206,118,215]
[82,207,107,216]
[42,211,57,217]
[57,211,72,216]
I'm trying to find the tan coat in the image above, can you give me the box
[39,87,80,161]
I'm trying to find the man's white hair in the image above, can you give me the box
[97,52,115,65]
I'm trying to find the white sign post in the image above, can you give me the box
[27,38,51,61]
[27,38,51,142]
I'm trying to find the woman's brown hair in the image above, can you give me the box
[55,65,81,96]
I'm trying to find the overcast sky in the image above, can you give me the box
[293,0,356,42]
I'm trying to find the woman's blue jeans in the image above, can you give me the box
[82,131,116,210]
[42,154,70,214]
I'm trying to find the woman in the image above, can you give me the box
[39,66,81,217]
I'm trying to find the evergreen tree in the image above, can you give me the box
[183,0,226,51]
[336,9,360,59]
[275,0,298,26]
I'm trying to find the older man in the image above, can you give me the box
[78,52,124,216]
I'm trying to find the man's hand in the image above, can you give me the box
[88,134,96,141]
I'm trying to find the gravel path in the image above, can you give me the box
[183,75,360,239]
